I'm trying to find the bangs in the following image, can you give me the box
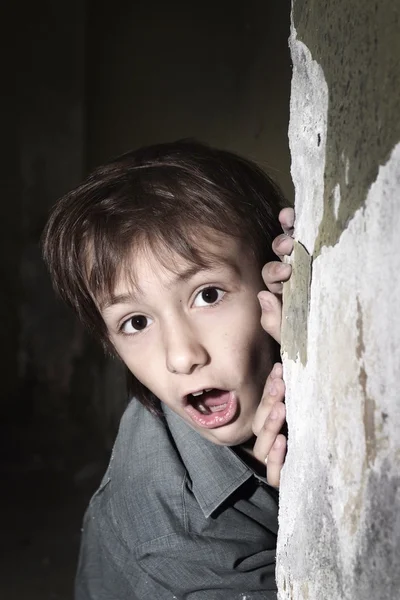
[85,219,246,311]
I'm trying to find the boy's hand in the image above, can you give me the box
[258,207,295,343]
[252,208,295,486]
[252,363,287,488]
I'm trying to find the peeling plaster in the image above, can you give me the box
[278,143,400,599]
[281,241,312,365]
[279,6,400,596]
[277,0,400,600]
[332,184,341,221]
[356,298,377,468]
[288,30,328,256]
[293,0,400,255]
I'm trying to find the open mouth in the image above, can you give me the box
[184,389,238,429]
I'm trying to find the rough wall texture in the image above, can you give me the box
[278,1,400,598]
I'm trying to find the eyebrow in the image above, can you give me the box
[100,264,229,311]
[101,292,138,311]
[107,260,241,311]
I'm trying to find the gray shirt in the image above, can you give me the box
[75,399,279,600]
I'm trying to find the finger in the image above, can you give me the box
[253,362,285,422]
[262,261,292,294]
[279,207,295,235]
[252,374,285,435]
[272,234,294,260]
[266,434,287,488]
[258,291,282,343]
[260,362,280,404]
[253,401,286,464]
[270,361,283,380]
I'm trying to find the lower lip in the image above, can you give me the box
[184,392,238,429]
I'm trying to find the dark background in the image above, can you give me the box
[1,1,292,598]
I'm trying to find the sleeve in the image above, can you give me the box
[133,532,278,600]
[75,504,139,600]
[75,482,277,600]
[76,511,277,600]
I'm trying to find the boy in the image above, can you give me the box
[43,140,293,599]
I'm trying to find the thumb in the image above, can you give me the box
[258,291,282,344]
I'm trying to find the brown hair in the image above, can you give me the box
[42,139,285,413]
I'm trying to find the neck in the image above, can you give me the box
[233,437,267,477]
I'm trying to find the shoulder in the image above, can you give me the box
[111,398,186,482]
[87,399,188,547]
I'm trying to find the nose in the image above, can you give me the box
[163,318,209,375]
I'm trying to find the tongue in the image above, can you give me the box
[198,389,230,409]
[196,389,229,413]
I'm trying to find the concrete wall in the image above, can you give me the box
[278,1,400,598]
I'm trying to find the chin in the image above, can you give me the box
[207,426,254,448]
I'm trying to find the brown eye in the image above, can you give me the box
[194,287,224,307]
[131,316,148,330]
[201,288,219,304]
[121,314,153,334]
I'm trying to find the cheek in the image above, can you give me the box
[110,336,174,405]
[111,338,155,385]
[219,311,272,369]
[234,306,274,378]
[127,359,167,401]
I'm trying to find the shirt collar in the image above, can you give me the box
[163,406,254,518]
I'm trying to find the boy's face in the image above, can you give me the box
[101,232,274,447]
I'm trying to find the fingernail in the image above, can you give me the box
[277,236,290,249]
[273,363,282,378]
[278,263,291,275]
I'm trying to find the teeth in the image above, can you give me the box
[191,388,213,397]
[189,388,215,415]
[209,403,227,413]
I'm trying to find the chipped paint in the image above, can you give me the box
[281,241,312,365]
[293,0,400,255]
[278,2,400,596]
[287,32,328,256]
[277,142,400,598]
[356,298,377,467]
